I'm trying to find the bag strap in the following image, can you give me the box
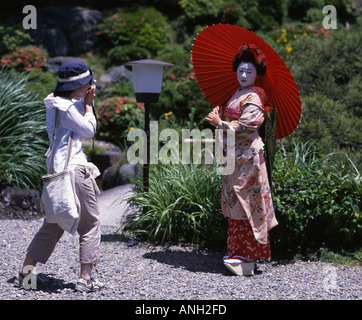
[46,108,74,174]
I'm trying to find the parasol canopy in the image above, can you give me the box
[192,24,301,139]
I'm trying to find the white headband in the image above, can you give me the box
[58,70,90,83]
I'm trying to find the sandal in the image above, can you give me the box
[223,256,255,276]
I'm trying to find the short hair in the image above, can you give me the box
[54,90,73,98]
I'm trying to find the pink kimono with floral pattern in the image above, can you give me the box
[219,86,278,246]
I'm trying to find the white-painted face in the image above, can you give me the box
[237,62,257,87]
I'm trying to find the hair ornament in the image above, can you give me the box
[238,43,267,68]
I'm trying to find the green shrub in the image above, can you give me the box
[287,0,326,21]
[0,25,33,55]
[125,139,361,256]
[246,7,279,31]
[0,68,48,191]
[272,140,362,257]
[290,93,361,168]
[125,162,227,247]
[155,43,188,66]
[179,0,224,20]
[97,7,169,55]
[107,45,150,66]
[179,0,274,29]
[279,25,362,168]
[26,68,57,98]
[154,64,212,126]
[282,25,362,104]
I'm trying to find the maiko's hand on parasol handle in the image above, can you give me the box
[206,106,222,127]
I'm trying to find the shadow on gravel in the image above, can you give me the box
[7,273,75,293]
[143,250,296,276]
[101,232,131,243]
[142,249,226,274]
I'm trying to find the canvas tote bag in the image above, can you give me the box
[41,109,78,223]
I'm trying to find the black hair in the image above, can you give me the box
[232,49,266,75]
[54,90,73,98]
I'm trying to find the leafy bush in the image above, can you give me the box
[125,139,361,256]
[179,0,224,20]
[0,45,48,71]
[0,25,33,55]
[107,45,150,66]
[279,24,362,168]
[154,65,212,126]
[125,162,227,247]
[281,25,362,109]
[0,68,48,191]
[272,140,362,257]
[97,7,169,56]
[290,93,361,168]
[287,0,326,21]
[178,0,278,31]
[97,97,144,146]
[25,68,58,99]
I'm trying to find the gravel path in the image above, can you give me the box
[1,218,361,301]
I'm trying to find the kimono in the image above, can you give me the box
[218,86,278,260]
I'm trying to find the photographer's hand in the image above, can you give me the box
[85,84,96,113]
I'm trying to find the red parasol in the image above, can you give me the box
[192,24,301,139]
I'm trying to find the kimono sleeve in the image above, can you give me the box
[219,102,265,133]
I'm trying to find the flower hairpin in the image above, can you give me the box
[238,43,267,67]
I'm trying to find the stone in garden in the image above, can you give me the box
[47,56,86,73]
[29,6,102,56]
[99,65,132,84]
[92,151,124,175]
[116,163,139,185]
[0,187,43,220]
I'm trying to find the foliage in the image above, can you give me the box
[97,7,170,56]
[281,24,362,114]
[276,23,362,169]
[178,0,280,31]
[287,0,360,23]
[25,68,57,98]
[271,140,362,257]
[179,0,224,20]
[0,25,33,55]
[125,162,227,247]
[0,45,48,71]
[125,139,362,256]
[0,68,48,191]
[155,43,189,66]
[154,65,211,127]
[107,45,150,66]
[290,93,361,168]
[97,96,144,146]
[269,22,333,54]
